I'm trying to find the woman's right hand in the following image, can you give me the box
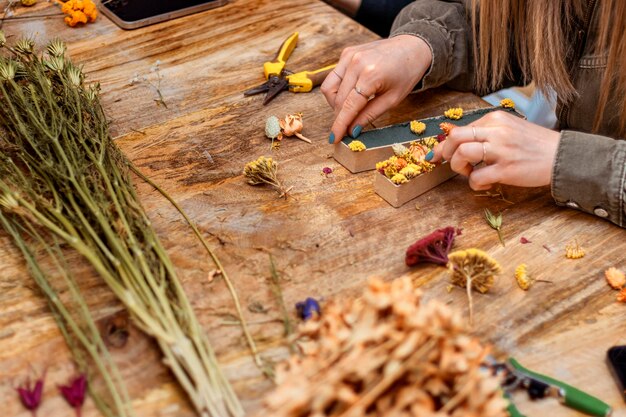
[321,35,433,143]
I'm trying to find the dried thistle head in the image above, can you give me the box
[46,38,67,58]
[258,277,508,417]
[14,38,35,55]
[0,59,17,81]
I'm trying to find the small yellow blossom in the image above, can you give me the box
[399,163,421,179]
[565,240,585,259]
[422,136,438,148]
[514,264,532,290]
[348,140,366,152]
[444,107,463,120]
[390,173,408,185]
[410,120,426,135]
[21,0,37,6]
[500,98,515,109]
[605,267,626,290]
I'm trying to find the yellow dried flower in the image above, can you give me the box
[21,0,37,6]
[448,249,501,324]
[617,288,626,303]
[500,98,515,109]
[565,240,585,259]
[243,156,290,198]
[422,136,438,148]
[348,140,366,152]
[605,267,626,290]
[399,163,421,179]
[514,264,532,290]
[444,107,463,120]
[390,173,408,185]
[410,120,426,135]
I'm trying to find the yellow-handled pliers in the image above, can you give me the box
[244,32,336,105]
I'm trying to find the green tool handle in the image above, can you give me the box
[509,358,612,416]
[503,391,526,417]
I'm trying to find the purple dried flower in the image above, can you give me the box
[520,237,531,244]
[16,371,46,416]
[405,227,462,266]
[321,167,333,176]
[295,297,321,320]
[59,374,87,417]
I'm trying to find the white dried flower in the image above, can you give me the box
[14,38,35,55]
[0,59,17,81]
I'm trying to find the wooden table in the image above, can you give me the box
[1,1,625,416]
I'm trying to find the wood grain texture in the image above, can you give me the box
[1,1,626,417]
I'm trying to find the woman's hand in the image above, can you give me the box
[321,35,432,143]
[429,110,560,190]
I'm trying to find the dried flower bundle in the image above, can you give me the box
[258,278,508,417]
[244,156,291,198]
[410,120,426,135]
[376,142,435,184]
[0,37,242,417]
[448,249,501,324]
[565,240,585,259]
[405,226,461,266]
[348,140,366,151]
[444,107,463,120]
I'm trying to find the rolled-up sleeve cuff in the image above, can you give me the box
[551,130,626,227]
[390,20,451,92]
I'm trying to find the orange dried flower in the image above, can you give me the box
[617,288,626,303]
[58,0,98,27]
[605,267,626,290]
[440,122,456,136]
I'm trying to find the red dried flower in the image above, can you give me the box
[520,237,531,244]
[405,227,462,266]
[59,374,87,417]
[16,371,46,416]
[436,133,447,142]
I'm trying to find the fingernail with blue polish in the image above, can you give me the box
[425,150,434,161]
[351,125,362,138]
[329,132,335,144]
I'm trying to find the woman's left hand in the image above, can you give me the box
[429,110,560,190]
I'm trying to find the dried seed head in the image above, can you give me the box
[0,59,17,81]
[46,38,67,57]
[265,115,282,140]
[14,38,35,55]
[448,249,501,293]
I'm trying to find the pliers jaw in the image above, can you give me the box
[243,75,289,105]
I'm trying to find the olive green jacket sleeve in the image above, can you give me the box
[389,0,473,92]
[552,131,626,227]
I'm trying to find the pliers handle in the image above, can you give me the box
[264,32,299,79]
[287,64,337,93]
[507,357,612,417]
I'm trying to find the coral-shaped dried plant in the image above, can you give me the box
[448,249,501,324]
[257,278,508,417]
[605,267,626,290]
[406,226,461,266]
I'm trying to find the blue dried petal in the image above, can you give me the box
[295,297,321,320]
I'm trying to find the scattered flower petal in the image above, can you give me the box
[520,237,531,244]
[321,167,333,177]
[16,372,45,413]
[59,374,87,415]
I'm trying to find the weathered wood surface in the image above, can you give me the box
[1,1,626,416]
